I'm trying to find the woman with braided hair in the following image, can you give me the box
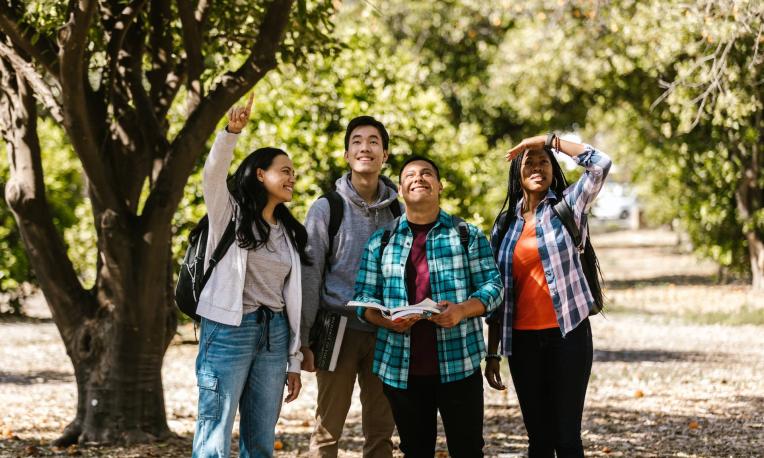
[484,133,612,457]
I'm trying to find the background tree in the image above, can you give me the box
[481,0,762,286]
[0,0,333,445]
[172,1,506,246]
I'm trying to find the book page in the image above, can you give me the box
[408,298,441,313]
[348,298,443,320]
[388,298,443,320]
[346,301,390,314]
[389,308,428,320]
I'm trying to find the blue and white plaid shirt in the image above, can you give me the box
[489,145,612,355]
[354,210,504,389]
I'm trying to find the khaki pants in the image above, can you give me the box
[309,328,395,457]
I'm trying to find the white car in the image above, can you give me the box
[592,182,638,221]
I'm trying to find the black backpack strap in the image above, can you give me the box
[492,212,509,260]
[378,198,402,251]
[389,200,402,218]
[320,191,344,271]
[202,218,236,285]
[451,216,471,254]
[553,198,584,253]
[451,216,474,293]
[380,216,400,256]
[553,197,605,314]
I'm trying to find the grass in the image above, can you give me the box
[681,304,764,326]
[603,299,764,326]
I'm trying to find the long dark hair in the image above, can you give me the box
[229,147,311,265]
[492,147,570,247]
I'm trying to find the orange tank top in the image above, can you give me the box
[512,219,559,330]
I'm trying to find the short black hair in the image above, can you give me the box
[344,116,389,151]
[398,155,441,182]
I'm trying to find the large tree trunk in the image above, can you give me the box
[66,244,176,444]
[63,230,176,444]
[60,304,174,444]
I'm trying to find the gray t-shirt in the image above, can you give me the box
[242,222,292,313]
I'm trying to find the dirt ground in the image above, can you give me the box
[1,229,763,457]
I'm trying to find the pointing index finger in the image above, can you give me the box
[245,92,254,113]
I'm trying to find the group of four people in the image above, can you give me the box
[192,94,612,458]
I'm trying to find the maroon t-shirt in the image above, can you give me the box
[406,221,439,377]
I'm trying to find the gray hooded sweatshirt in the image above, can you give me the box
[300,172,402,345]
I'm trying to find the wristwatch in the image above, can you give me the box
[485,353,501,362]
[545,132,557,151]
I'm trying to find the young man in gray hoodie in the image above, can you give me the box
[300,116,399,457]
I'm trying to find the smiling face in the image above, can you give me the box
[257,154,296,205]
[398,160,443,209]
[520,148,553,194]
[344,125,389,176]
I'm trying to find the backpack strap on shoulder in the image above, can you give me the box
[552,198,584,253]
[320,191,344,271]
[451,216,470,254]
[389,200,402,218]
[552,197,605,314]
[380,216,400,256]
[203,217,236,283]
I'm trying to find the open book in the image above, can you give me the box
[348,298,442,320]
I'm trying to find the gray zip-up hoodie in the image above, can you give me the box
[300,172,402,345]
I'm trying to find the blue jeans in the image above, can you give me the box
[193,310,289,458]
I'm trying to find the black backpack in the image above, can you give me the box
[552,198,605,315]
[320,190,402,270]
[175,215,236,321]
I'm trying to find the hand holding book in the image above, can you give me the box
[428,300,466,328]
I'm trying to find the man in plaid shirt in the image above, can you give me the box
[353,156,503,457]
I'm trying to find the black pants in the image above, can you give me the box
[382,369,484,458]
[509,319,593,458]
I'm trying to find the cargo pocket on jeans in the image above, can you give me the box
[197,372,220,420]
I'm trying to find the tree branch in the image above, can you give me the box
[121,17,170,199]
[58,0,120,212]
[102,0,148,105]
[0,40,63,123]
[0,5,60,76]
[0,57,95,342]
[177,0,205,111]
[140,0,296,237]
[146,0,179,122]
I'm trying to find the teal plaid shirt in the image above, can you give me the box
[353,209,503,389]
